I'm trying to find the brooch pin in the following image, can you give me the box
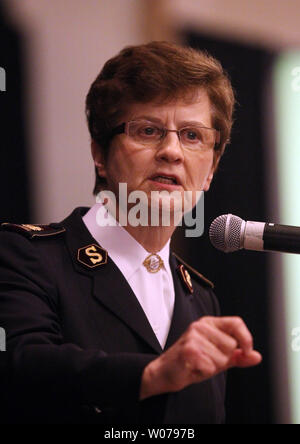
[143,253,164,273]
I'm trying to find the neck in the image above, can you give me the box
[123,224,176,253]
[104,198,181,252]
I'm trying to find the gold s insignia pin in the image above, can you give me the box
[177,264,193,294]
[77,244,108,268]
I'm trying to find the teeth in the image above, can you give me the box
[153,176,177,185]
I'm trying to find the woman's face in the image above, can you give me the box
[93,89,218,221]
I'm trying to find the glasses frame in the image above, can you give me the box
[110,120,220,149]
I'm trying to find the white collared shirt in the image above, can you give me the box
[82,203,175,348]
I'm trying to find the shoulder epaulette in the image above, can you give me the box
[0,223,66,239]
[172,252,214,289]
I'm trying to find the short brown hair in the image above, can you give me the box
[86,41,235,195]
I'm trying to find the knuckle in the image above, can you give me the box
[233,316,244,327]
[220,355,230,368]
[200,315,214,324]
[197,324,212,338]
[181,343,197,361]
[186,322,196,334]
[186,322,200,338]
[190,320,202,330]
[197,317,213,332]
[200,362,217,378]
[228,337,238,351]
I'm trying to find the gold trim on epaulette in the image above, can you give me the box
[21,224,43,231]
[30,227,66,238]
[0,222,66,238]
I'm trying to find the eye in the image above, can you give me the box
[142,126,157,136]
[181,128,203,143]
[186,130,198,140]
[135,122,162,139]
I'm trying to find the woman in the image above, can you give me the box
[0,41,261,424]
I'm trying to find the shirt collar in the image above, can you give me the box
[82,203,171,280]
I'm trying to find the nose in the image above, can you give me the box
[155,130,184,163]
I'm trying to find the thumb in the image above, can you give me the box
[229,349,262,368]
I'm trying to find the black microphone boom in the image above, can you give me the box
[209,214,300,254]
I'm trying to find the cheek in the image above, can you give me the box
[106,150,147,187]
[106,151,129,179]
[119,148,152,176]
[188,155,213,183]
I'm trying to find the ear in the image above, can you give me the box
[91,140,107,179]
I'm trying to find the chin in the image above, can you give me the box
[149,192,184,227]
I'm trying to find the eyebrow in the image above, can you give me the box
[131,115,211,128]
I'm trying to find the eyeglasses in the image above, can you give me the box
[110,120,220,151]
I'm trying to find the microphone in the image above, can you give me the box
[209,214,300,254]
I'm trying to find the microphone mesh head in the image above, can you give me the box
[209,214,244,252]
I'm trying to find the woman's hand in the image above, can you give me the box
[140,316,262,400]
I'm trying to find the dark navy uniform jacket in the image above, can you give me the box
[0,207,225,424]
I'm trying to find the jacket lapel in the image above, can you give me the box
[91,259,162,353]
[55,207,162,354]
[164,253,195,349]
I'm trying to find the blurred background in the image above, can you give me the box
[1,0,300,424]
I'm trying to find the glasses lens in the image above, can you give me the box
[128,121,163,144]
[180,127,216,149]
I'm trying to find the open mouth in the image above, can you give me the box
[151,175,178,185]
